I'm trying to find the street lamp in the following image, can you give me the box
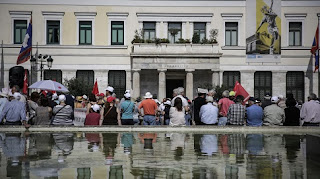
[30,54,54,81]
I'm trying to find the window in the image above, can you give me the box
[79,21,92,45]
[44,70,62,83]
[111,21,124,45]
[47,21,60,44]
[225,22,238,46]
[223,71,241,91]
[14,20,27,44]
[143,22,156,40]
[289,22,302,46]
[108,71,126,96]
[168,22,182,43]
[254,72,272,100]
[194,22,206,41]
[286,71,304,102]
[76,70,94,87]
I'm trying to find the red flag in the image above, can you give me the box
[233,81,250,102]
[92,79,99,95]
[22,69,28,94]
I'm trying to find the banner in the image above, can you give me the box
[246,0,281,62]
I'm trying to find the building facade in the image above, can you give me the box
[0,0,319,102]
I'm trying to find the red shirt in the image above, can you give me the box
[138,99,158,115]
[85,112,101,125]
[218,98,235,117]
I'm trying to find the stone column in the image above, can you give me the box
[186,69,195,99]
[126,70,131,91]
[189,22,194,40]
[156,21,161,39]
[206,22,211,39]
[182,22,187,39]
[158,69,167,100]
[138,21,143,30]
[240,71,254,96]
[211,70,220,87]
[162,22,168,39]
[95,70,108,94]
[272,71,286,97]
[219,71,224,87]
[132,69,141,99]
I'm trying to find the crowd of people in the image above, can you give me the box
[0,84,320,127]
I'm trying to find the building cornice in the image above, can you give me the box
[9,11,32,16]
[221,13,243,18]
[284,13,307,18]
[106,12,129,17]
[42,11,65,16]
[136,13,213,18]
[74,12,97,17]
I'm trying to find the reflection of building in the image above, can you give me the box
[0,1,319,102]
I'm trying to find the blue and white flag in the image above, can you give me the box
[17,19,32,65]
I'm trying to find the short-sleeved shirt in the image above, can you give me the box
[121,100,135,119]
[138,99,158,115]
[218,98,235,117]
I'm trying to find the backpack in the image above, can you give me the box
[164,105,170,120]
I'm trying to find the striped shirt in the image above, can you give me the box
[52,105,73,125]
[227,103,246,125]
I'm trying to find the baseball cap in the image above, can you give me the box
[271,96,279,103]
[105,86,114,93]
[229,91,236,96]
[124,93,131,99]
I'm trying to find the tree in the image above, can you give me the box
[64,78,92,96]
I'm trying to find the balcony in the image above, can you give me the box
[131,43,222,58]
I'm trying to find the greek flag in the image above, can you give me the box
[17,19,32,65]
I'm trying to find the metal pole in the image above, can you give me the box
[40,56,43,80]
[0,40,4,89]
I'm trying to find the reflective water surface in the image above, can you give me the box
[0,132,319,179]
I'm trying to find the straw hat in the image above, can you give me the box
[144,92,153,99]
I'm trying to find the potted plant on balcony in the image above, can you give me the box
[131,29,144,44]
[209,29,218,44]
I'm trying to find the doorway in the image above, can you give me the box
[166,79,184,99]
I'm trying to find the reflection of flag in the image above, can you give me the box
[22,70,28,94]
[92,79,99,95]
[233,81,250,102]
[311,24,319,72]
[17,19,32,65]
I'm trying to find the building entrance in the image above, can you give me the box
[166,79,184,99]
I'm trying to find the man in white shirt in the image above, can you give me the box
[199,96,218,125]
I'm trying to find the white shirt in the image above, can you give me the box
[171,95,188,107]
[199,103,218,124]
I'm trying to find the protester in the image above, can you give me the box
[199,96,218,125]
[229,91,236,102]
[169,97,186,126]
[218,90,235,126]
[300,93,320,126]
[75,96,83,108]
[138,92,158,125]
[283,96,300,126]
[0,92,29,127]
[52,95,74,125]
[227,95,246,125]
[193,88,207,125]
[85,104,101,125]
[101,96,120,125]
[82,95,88,108]
[246,97,263,126]
[163,100,171,125]
[277,95,286,109]
[120,93,135,125]
[86,94,97,115]
[27,92,40,124]
[261,92,272,109]
[263,96,285,126]
[34,97,52,125]
[0,88,9,115]
[11,85,26,102]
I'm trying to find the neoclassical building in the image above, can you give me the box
[0,0,319,102]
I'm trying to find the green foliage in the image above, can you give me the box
[200,38,210,44]
[160,38,170,43]
[209,29,218,43]
[131,29,144,44]
[177,38,191,44]
[64,78,92,97]
[168,28,180,36]
[192,33,200,44]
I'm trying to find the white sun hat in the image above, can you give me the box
[144,92,153,99]
[105,86,114,93]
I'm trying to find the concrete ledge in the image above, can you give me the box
[0,126,319,134]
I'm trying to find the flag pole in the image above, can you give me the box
[0,40,4,89]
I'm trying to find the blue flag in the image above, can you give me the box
[17,19,32,65]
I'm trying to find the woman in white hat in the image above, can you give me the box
[85,104,101,125]
[51,95,74,125]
